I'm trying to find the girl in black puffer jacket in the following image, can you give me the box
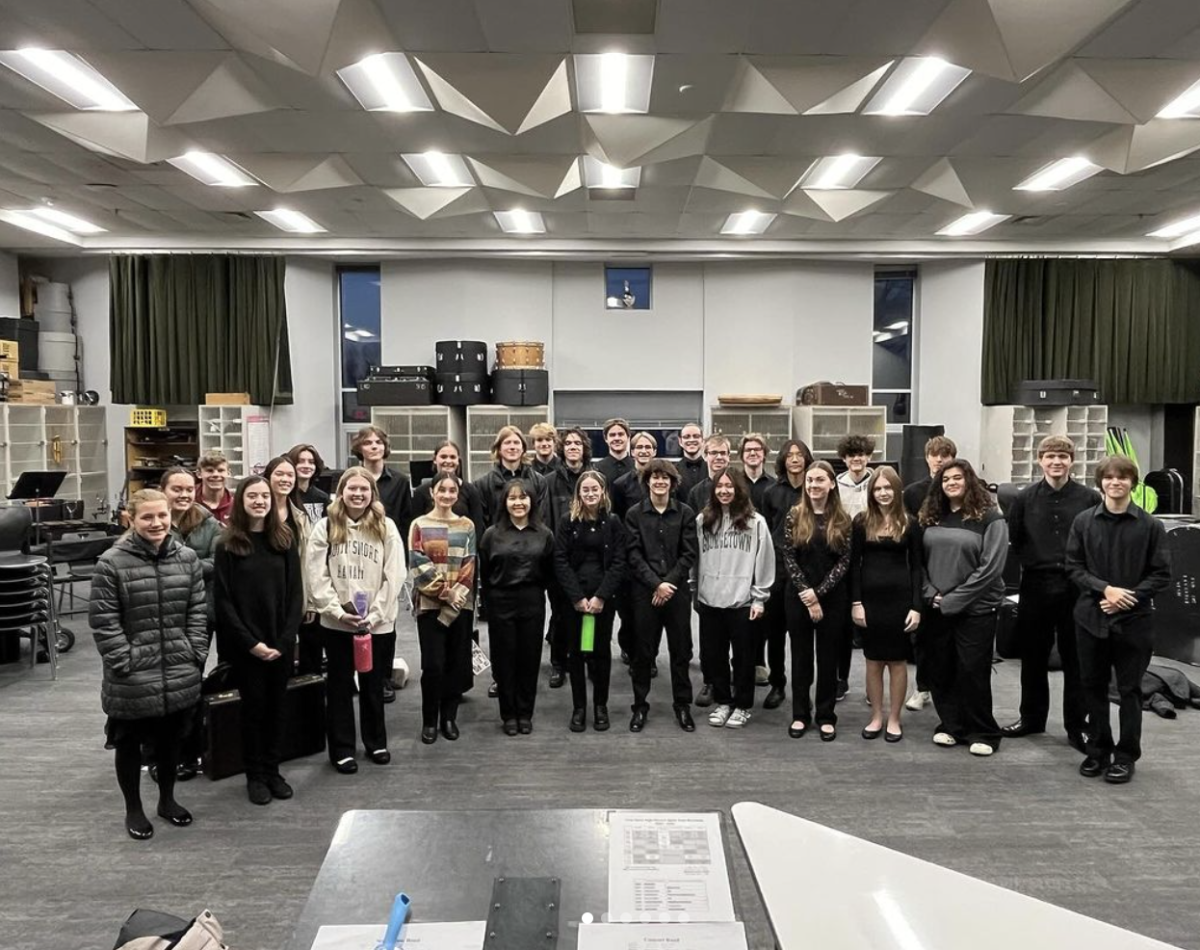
[90,489,208,841]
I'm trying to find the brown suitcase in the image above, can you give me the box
[797,381,869,406]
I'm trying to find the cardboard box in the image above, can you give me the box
[205,392,251,406]
[9,379,56,404]
[797,381,869,406]
[0,357,18,380]
[0,339,17,361]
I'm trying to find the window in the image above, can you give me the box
[873,270,916,462]
[339,266,381,429]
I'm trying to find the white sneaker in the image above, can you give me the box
[905,690,930,712]
[392,657,410,690]
[725,708,751,729]
[708,704,732,727]
[969,742,995,757]
[754,665,770,686]
[932,732,958,747]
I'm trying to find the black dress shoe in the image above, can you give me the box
[820,725,837,742]
[861,725,883,740]
[630,708,648,733]
[762,686,785,710]
[503,719,519,736]
[885,730,904,743]
[1079,756,1108,778]
[835,679,849,703]
[695,684,714,708]
[156,803,194,826]
[549,669,566,689]
[1104,761,1134,784]
[176,761,199,782]
[517,719,532,735]
[420,727,438,744]
[788,721,807,739]
[382,682,396,704]
[621,651,630,665]
[488,681,499,699]
[247,780,272,806]
[570,708,586,732]
[266,775,293,799]
[441,720,460,741]
[369,749,392,764]
[126,813,154,840]
[593,705,610,731]
[1000,718,1045,738]
[334,757,359,773]
[674,707,695,732]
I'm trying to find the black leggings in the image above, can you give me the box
[114,712,190,817]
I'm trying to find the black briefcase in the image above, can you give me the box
[995,597,1020,659]
[202,673,326,780]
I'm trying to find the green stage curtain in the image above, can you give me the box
[109,255,294,406]
[981,259,1200,405]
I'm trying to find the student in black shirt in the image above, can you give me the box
[1000,436,1101,750]
[676,423,707,497]
[529,423,563,477]
[593,418,634,486]
[739,433,775,514]
[686,434,732,707]
[1066,456,1172,784]
[479,480,556,736]
[610,431,660,518]
[409,441,486,539]
[625,459,699,733]
[474,425,547,527]
[287,443,331,524]
[542,428,593,688]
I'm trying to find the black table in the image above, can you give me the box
[285,809,772,950]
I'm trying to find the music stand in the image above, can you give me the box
[8,471,68,539]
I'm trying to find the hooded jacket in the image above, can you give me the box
[693,511,775,609]
[89,533,208,720]
[170,506,221,622]
[306,514,405,634]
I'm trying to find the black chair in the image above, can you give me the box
[0,555,58,678]
[0,505,33,553]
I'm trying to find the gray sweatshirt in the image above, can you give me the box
[921,508,1008,616]
[693,511,776,609]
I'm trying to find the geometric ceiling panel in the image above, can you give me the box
[1074,59,1200,124]
[317,0,402,76]
[385,186,479,220]
[1088,119,1200,173]
[635,115,717,166]
[187,0,343,75]
[805,189,894,222]
[234,154,363,192]
[467,156,580,199]
[911,158,974,208]
[780,189,835,222]
[1009,62,1139,124]
[693,156,775,199]
[162,56,284,125]
[917,0,1137,82]
[416,54,569,135]
[584,115,713,168]
[81,53,229,125]
[804,62,894,115]
[722,60,798,114]
[740,57,894,114]
[24,112,187,164]
[702,156,809,198]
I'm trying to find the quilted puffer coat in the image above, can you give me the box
[89,532,209,720]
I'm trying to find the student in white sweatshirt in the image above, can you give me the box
[693,470,775,730]
[307,467,404,775]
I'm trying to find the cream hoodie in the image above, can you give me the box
[306,515,405,634]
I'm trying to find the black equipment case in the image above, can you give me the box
[357,377,434,406]
[435,340,487,373]
[202,673,326,780]
[370,364,435,379]
[1016,379,1101,406]
[492,369,549,406]
[1145,469,1190,515]
[435,373,490,406]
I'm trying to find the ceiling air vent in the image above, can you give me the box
[572,0,657,34]
[1011,215,1045,225]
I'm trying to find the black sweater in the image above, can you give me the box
[541,464,589,534]
[782,511,851,599]
[478,523,556,596]
[554,513,627,604]
[213,532,304,658]
[625,498,698,590]
[762,478,804,552]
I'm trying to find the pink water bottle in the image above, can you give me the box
[352,591,373,673]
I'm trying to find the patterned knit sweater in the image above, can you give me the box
[408,513,478,625]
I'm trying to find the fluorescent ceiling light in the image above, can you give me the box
[1146,213,1200,238]
[0,48,137,111]
[401,151,474,187]
[336,53,434,112]
[863,57,971,116]
[799,155,882,190]
[574,53,654,114]
[26,206,106,233]
[886,320,909,331]
[720,210,777,236]
[0,210,84,244]
[1157,78,1200,119]
[494,210,546,234]
[255,208,326,234]
[167,151,258,188]
[936,211,1010,236]
[581,156,641,189]
[1014,156,1102,192]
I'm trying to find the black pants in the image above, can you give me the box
[418,611,473,728]
[630,587,693,711]
[233,653,291,781]
[837,621,853,682]
[698,603,756,710]
[759,572,788,689]
[925,610,1001,747]
[912,628,930,692]
[616,583,634,657]
[567,606,614,709]
[176,621,214,766]
[786,584,845,725]
[1077,618,1154,764]
[296,616,325,676]
[489,585,547,721]
[549,588,571,672]
[1016,577,1087,734]
[324,627,394,760]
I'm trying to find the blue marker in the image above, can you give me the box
[377,892,411,950]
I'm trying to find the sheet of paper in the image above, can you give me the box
[310,920,486,950]
[578,922,747,950]
[607,811,736,923]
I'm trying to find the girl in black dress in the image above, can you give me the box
[850,466,922,743]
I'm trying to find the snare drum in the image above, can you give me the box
[494,341,545,370]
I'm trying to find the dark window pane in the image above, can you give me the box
[873,275,914,390]
[873,391,911,425]
[340,268,381,389]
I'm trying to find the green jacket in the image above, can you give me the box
[171,507,221,622]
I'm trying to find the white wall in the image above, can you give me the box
[0,252,18,316]
[275,257,339,457]
[916,261,986,462]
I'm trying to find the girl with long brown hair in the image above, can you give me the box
[783,460,852,741]
[850,466,922,743]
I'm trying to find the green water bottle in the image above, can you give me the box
[580,614,595,653]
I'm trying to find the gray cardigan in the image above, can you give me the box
[89,533,209,720]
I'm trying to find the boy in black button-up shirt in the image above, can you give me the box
[1066,455,1172,784]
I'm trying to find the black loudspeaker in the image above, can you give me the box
[492,369,549,406]
[1155,517,1200,665]
[900,424,944,484]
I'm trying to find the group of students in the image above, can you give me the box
[89,418,1172,840]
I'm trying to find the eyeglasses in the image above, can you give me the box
[743,447,764,454]
[707,450,730,457]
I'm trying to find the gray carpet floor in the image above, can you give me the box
[2,607,1198,950]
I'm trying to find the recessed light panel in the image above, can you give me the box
[799,155,882,191]
[863,57,971,116]
[337,53,434,112]
[401,152,474,187]
[720,210,776,235]
[581,157,641,190]
[1146,213,1200,238]
[494,210,546,234]
[255,209,326,234]
[0,48,137,111]
[937,211,1010,236]
[574,53,654,114]
[1014,157,1102,192]
[167,152,259,188]
[28,207,106,234]
[0,209,87,244]
[1157,78,1200,119]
